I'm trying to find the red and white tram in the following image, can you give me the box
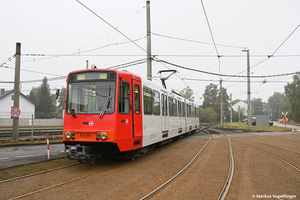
[63,68,199,163]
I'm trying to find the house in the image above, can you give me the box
[0,89,35,119]
[232,100,247,116]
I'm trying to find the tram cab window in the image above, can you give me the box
[66,81,115,114]
[118,81,130,114]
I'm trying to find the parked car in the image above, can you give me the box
[252,117,256,125]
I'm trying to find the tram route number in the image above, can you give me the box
[80,133,91,138]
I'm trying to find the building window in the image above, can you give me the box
[11,95,14,100]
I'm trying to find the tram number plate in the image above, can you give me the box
[80,133,91,138]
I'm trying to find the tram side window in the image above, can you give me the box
[134,84,140,114]
[187,104,191,117]
[153,90,160,115]
[169,97,174,116]
[191,105,195,117]
[174,99,177,116]
[178,100,181,117]
[161,94,164,116]
[118,81,130,114]
[143,87,152,115]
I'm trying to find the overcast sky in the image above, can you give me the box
[1,0,299,105]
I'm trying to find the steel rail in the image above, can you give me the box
[231,139,300,172]
[237,137,300,154]
[8,162,124,200]
[210,129,235,200]
[0,163,80,184]
[139,131,212,200]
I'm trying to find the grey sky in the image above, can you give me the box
[1,0,299,105]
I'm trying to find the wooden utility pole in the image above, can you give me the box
[146,0,152,81]
[12,42,21,140]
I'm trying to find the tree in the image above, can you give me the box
[251,98,264,115]
[202,83,219,111]
[179,86,194,102]
[268,92,285,120]
[27,77,57,119]
[199,107,218,123]
[285,72,300,121]
[202,83,229,121]
[27,87,40,105]
[280,95,291,119]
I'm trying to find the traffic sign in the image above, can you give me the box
[11,108,21,117]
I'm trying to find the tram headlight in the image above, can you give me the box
[65,132,71,139]
[100,132,107,140]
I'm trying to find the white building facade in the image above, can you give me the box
[232,100,248,116]
[0,89,35,119]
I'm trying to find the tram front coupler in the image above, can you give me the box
[67,144,89,162]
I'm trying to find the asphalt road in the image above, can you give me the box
[273,121,300,130]
[0,144,68,170]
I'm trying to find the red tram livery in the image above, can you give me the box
[63,68,199,163]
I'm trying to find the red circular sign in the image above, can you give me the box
[11,108,21,117]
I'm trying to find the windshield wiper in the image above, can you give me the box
[99,97,111,118]
[70,109,77,118]
[99,86,112,118]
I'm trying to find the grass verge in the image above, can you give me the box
[224,122,291,132]
[0,140,63,147]
[0,157,78,181]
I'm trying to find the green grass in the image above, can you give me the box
[0,139,63,147]
[224,122,291,132]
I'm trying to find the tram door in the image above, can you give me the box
[161,91,168,134]
[132,78,142,138]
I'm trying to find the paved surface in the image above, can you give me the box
[273,121,300,130]
[0,144,68,170]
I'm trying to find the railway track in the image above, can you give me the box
[0,129,62,138]
[140,128,235,200]
[1,160,125,200]
[1,130,206,199]
[2,129,298,199]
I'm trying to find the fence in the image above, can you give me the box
[0,118,63,126]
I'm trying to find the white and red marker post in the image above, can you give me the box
[47,134,50,159]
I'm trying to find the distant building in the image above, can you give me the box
[0,89,35,119]
[232,100,247,116]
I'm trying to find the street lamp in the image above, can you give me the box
[242,49,251,129]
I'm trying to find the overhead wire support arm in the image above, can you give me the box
[158,70,178,89]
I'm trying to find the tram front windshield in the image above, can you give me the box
[66,81,116,115]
